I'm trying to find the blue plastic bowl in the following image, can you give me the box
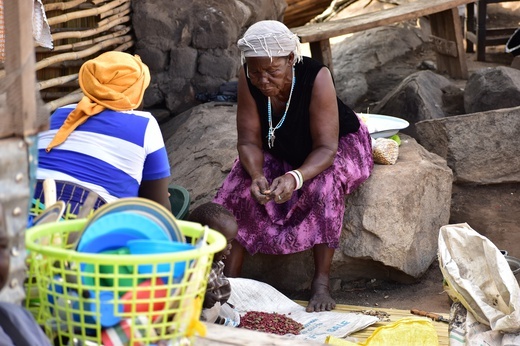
[126,239,195,280]
[77,212,170,252]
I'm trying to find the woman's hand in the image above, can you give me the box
[250,176,272,205]
[269,173,297,204]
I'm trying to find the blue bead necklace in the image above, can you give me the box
[267,66,295,149]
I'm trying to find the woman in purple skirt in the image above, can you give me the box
[213,20,373,312]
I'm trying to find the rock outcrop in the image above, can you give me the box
[365,66,520,185]
[372,71,455,138]
[161,102,237,206]
[132,0,286,115]
[463,66,520,113]
[331,24,430,108]
[416,106,520,184]
[342,136,453,279]
[131,0,434,116]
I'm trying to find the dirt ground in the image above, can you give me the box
[310,17,520,315]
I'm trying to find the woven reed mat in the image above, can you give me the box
[295,301,449,346]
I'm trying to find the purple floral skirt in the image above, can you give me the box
[213,120,373,255]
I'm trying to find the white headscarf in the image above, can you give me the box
[237,20,302,64]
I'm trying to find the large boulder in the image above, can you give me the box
[415,106,520,184]
[341,135,453,280]
[371,70,456,138]
[463,66,520,114]
[331,24,429,108]
[324,0,433,110]
[163,103,454,291]
[161,102,237,206]
[132,0,286,115]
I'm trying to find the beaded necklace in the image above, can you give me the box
[267,66,295,149]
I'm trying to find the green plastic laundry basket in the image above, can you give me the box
[25,218,226,345]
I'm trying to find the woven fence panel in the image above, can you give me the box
[36,0,134,112]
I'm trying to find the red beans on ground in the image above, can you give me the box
[239,311,304,335]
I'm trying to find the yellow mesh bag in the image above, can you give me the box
[360,317,438,346]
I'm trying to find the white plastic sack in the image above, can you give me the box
[448,302,520,346]
[33,0,53,49]
[438,223,520,333]
[227,278,378,343]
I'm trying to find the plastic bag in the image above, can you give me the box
[227,278,378,343]
[325,335,358,345]
[372,138,399,165]
[361,317,438,346]
[438,223,520,333]
[448,302,520,346]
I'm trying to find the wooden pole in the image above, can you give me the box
[47,0,129,26]
[44,89,83,113]
[50,16,130,41]
[41,90,82,99]
[35,35,132,71]
[0,0,42,305]
[38,73,79,90]
[3,0,38,138]
[114,39,134,52]
[99,1,131,20]
[98,7,131,27]
[44,0,88,12]
[39,27,130,53]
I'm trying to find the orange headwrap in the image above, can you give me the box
[46,51,151,152]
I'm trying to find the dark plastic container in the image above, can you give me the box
[168,184,190,220]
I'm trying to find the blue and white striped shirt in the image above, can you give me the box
[37,104,171,202]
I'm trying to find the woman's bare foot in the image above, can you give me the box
[306,278,336,312]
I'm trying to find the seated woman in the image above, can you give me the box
[36,51,171,211]
[213,20,373,312]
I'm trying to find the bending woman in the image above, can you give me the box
[214,20,373,312]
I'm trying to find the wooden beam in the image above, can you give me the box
[309,40,333,73]
[429,8,468,79]
[291,0,476,43]
[291,0,474,80]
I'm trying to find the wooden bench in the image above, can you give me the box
[291,0,476,79]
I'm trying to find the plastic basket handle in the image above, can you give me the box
[43,178,57,208]
[195,226,209,249]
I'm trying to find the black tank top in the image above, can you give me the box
[246,56,360,167]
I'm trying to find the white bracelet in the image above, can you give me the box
[293,169,304,189]
[285,171,300,190]
[285,170,303,190]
